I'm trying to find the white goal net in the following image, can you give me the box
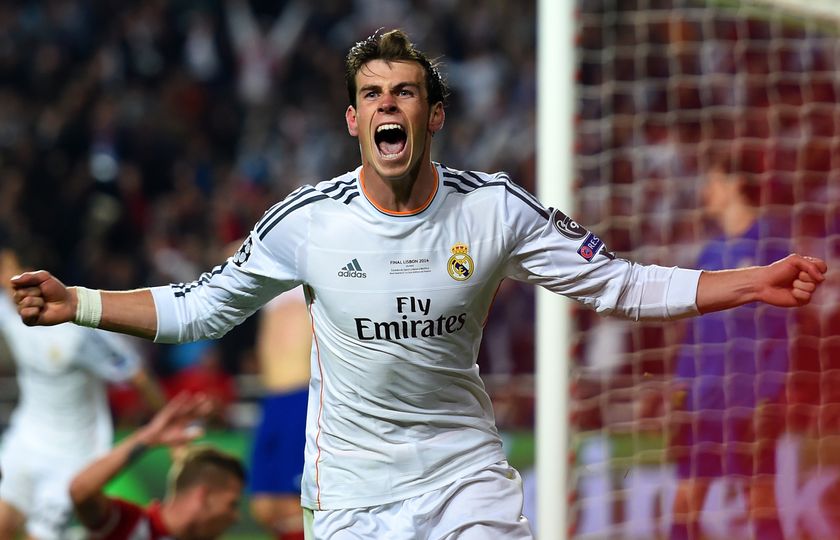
[571,1,840,538]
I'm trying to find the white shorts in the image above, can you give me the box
[303,460,534,539]
[0,433,82,540]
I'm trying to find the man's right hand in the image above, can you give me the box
[10,270,75,326]
[136,393,212,448]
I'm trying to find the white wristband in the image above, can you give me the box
[74,287,102,328]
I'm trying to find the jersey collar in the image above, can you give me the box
[358,165,439,217]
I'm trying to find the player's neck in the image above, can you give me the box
[360,159,437,214]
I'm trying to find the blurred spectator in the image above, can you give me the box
[225,0,309,107]
[163,342,237,427]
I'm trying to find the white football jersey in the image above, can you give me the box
[151,164,700,509]
[0,294,141,455]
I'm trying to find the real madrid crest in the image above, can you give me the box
[447,243,474,281]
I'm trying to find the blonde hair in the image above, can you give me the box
[167,444,245,495]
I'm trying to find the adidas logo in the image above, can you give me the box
[337,258,367,279]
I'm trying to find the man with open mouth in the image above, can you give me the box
[10,28,828,540]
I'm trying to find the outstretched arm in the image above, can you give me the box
[10,271,158,339]
[69,393,210,530]
[696,254,827,314]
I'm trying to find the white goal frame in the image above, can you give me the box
[536,1,575,539]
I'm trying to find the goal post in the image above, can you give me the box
[536,1,576,538]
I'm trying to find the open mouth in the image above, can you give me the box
[374,123,407,159]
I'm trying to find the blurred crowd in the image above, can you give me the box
[0,0,538,427]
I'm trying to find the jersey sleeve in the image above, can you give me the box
[87,498,145,540]
[73,329,142,382]
[151,188,313,343]
[499,178,700,320]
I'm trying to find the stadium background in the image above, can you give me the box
[0,0,839,539]
[0,1,538,538]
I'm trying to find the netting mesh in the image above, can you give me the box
[571,1,840,538]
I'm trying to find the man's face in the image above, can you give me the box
[193,479,243,539]
[701,167,733,219]
[345,59,444,181]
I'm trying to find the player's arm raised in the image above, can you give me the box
[69,393,209,530]
[10,270,158,340]
[696,253,827,313]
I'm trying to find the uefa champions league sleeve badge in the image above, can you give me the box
[232,236,253,266]
[447,243,474,281]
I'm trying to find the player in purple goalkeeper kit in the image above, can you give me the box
[671,150,790,540]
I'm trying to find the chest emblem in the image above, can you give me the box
[447,243,474,281]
